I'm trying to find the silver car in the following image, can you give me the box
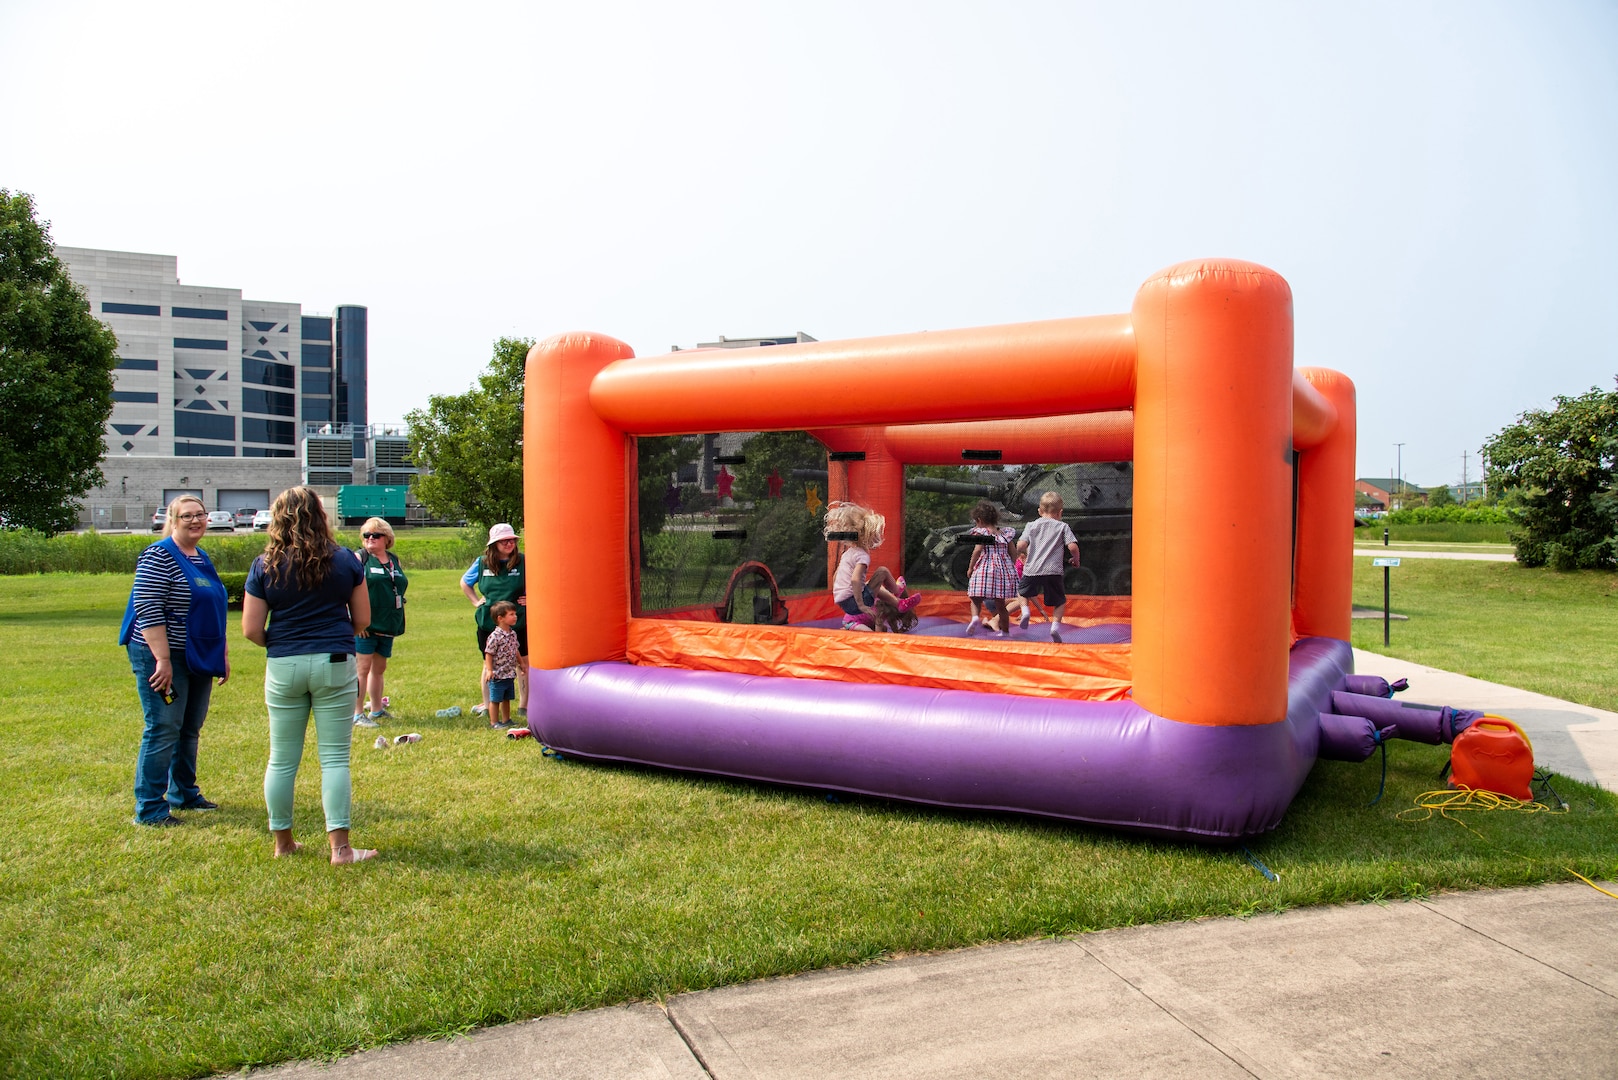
[206,511,235,532]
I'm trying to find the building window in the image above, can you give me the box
[111,390,159,403]
[242,388,296,417]
[302,317,332,341]
[174,337,228,351]
[174,442,237,457]
[243,446,296,458]
[243,418,296,445]
[103,302,160,316]
[302,370,331,395]
[301,342,332,367]
[301,396,332,421]
[172,306,228,321]
[243,358,296,389]
[174,412,236,441]
[116,358,159,371]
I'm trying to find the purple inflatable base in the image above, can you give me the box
[528,636,1353,841]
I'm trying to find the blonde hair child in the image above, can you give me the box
[823,502,920,631]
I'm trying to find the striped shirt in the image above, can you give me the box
[130,544,209,654]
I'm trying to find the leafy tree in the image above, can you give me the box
[405,337,529,530]
[1482,385,1618,570]
[0,191,119,533]
[1427,484,1456,508]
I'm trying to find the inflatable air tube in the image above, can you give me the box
[530,637,1351,841]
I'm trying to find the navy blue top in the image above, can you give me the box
[246,545,366,659]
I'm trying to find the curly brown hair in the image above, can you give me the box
[261,486,337,590]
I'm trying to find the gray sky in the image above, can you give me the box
[4,1,1614,488]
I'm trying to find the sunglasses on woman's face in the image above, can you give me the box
[362,532,387,540]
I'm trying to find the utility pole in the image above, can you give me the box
[1461,450,1469,504]
[1394,443,1405,509]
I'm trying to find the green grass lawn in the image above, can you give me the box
[2,567,1615,1079]
[1352,557,1618,711]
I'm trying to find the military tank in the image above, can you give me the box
[911,463,1134,595]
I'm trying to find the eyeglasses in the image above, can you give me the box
[495,538,517,545]
[175,512,208,522]
[362,532,388,540]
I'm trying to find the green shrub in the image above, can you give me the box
[0,528,486,575]
[1384,505,1513,526]
[217,572,248,608]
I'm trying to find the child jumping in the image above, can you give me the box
[824,502,920,631]
[482,601,522,728]
[1016,491,1080,642]
[964,500,1019,637]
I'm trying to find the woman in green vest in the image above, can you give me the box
[352,517,408,727]
[460,523,527,719]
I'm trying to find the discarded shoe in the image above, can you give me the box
[374,735,389,750]
[394,732,422,744]
[434,706,462,719]
[506,727,532,740]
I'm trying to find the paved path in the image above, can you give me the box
[255,883,1618,1079]
[1354,548,1516,561]
[250,658,1618,1080]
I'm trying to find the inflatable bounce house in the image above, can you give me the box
[522,258,1488,840]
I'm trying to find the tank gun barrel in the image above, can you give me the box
[789,470,1002,500]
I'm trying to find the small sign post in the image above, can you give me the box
[1371,557,1401,645]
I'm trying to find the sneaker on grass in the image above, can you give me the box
[353,713,380,729]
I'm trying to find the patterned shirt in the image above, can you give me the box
[484,625,521,680]
[130,543,210,653]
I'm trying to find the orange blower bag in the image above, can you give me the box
[1451,716,1534,801]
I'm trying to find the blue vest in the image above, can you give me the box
[118,537,229,677]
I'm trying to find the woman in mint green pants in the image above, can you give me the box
[242,487,375,864]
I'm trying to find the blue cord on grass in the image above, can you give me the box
[1239,847,1279,882]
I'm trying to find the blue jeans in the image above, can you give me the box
[128,637,212,823]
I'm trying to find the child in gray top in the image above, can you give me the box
[1016,491,1080,642]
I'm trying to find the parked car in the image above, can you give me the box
[151,509,167,533]
[233,507,259,529]
[253,509,272,531]
[206,511,235,532]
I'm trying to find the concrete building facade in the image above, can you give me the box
[55,247,384,525]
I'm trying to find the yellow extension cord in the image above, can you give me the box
[1398,788,1618,901]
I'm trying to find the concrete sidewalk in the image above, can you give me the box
[258,883,1618,1079]
[254,659,1618,1080]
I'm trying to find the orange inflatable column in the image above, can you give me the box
[526,332,637,669]
[811,426,904,581]
[1292,368,1356,642]
[1132,260,1294,727]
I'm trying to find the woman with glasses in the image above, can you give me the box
[117,494,231,827]
[242,486,375,864]
[351,517,407,728]
[459,523,527,722]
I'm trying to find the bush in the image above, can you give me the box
[217,572,248,608]
[0,529,486,575]
[1383,505,1513,526]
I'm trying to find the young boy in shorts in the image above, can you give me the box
[482,601,522,728]
[1016,491,1080,642]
